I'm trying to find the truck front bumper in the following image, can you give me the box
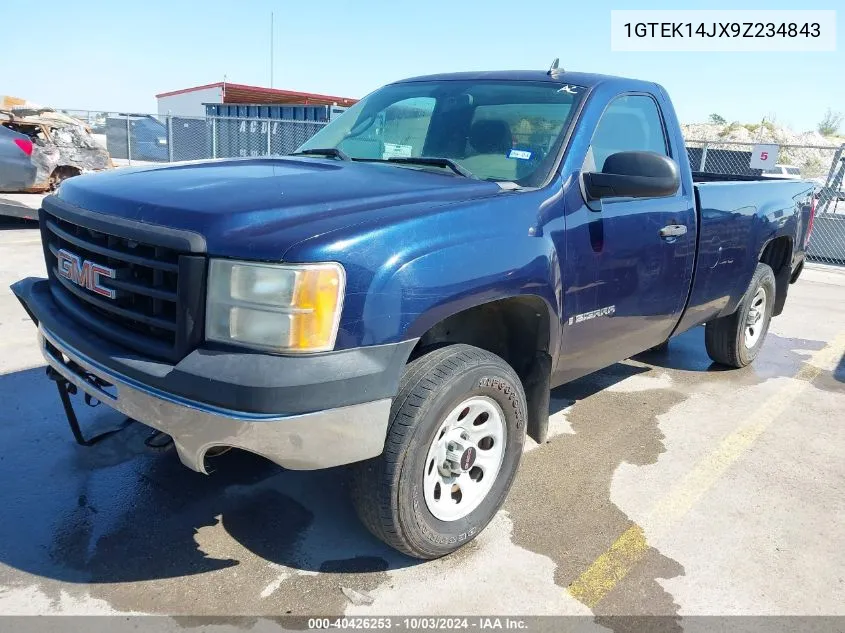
[12,278,415,474]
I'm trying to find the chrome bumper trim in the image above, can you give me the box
[38,326,391,473]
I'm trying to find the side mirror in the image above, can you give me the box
[582,151,680,201]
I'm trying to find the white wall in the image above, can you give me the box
[156,86,223,117]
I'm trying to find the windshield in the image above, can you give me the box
[297,80,585,187]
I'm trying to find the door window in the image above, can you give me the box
[588,95,668,172]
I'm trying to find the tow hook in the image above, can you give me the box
[45,364,134,447]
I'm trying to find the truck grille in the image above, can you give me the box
[40,203,206,362]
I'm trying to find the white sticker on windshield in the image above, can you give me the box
[382,143,413,159]
[508,149,532,160]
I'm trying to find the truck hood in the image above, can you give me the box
[54,157,502,258]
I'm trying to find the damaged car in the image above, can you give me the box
[0,106,112,192]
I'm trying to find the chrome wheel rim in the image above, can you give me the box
[423,396,507,522]
[744,286,767,349]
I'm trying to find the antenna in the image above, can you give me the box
[547,58,562,75]
[270,12,274,88]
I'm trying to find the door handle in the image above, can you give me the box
[659,224,687,239]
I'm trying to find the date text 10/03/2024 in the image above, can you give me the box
[307,617,529,630]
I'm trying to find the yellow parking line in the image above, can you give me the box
[568,525,649,607]
[566,332,845,609]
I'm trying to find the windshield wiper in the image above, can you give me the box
[291,148,351,161]
[296,151,477,179]
[385,156,477,179]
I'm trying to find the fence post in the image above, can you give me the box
[212,117,218,159]
[267,121,272,156]
[125,114,132,166]
[819,144,844,215]
[699,143,708,172]
[167,115,174,163]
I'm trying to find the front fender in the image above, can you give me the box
[362,233,561,353]
[282,186,565,352]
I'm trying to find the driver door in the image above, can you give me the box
[557,94,696,382]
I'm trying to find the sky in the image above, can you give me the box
[3,0,842,131]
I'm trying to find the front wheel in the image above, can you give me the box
[705,262,776,368]
[350,344,527,559]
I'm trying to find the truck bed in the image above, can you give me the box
[675,177,815,334]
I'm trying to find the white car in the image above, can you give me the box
[762,164,801,179]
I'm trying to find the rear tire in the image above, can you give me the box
[350,344,527,559]
[705,262,776,368]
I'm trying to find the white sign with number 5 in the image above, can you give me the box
[750,144,779,170]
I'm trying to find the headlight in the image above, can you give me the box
[206,259,345,353]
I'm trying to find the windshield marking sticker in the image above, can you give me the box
[557,85,580,94]
[508,149,532,160]
[382,143,413,160]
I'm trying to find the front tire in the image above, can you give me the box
[350,344,527,559]
[705,262,776,368]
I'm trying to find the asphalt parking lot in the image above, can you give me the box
[1,218,844,622]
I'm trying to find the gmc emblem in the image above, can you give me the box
[57,248,116,299]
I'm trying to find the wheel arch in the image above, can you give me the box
[758,234,793,317]
[408,294,557,445]
[410,294,554,366]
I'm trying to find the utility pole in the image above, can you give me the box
[270,12,274,88]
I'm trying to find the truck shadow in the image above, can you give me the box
[632,326,729,372]
[0,366,417,594]
[634,326,827,384]
[0,215,38,230]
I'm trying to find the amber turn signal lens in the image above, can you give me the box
[290,266,344,351]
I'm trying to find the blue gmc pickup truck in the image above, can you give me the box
[12,68,815,559]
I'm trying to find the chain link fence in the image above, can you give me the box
[686,139,845,265]
[60,109,328,164]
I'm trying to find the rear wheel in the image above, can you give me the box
[350,344,527,559]
[705,262,776,368]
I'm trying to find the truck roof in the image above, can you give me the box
[393,69,658,92]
